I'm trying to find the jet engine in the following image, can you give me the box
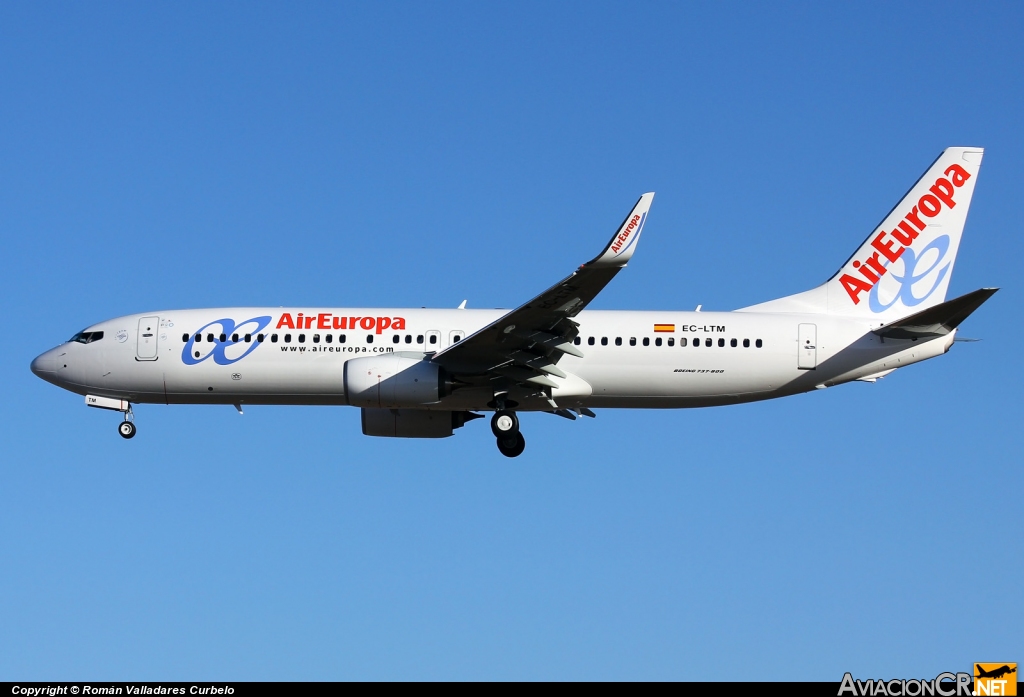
[344,353,451,408]
[361,408,479,438]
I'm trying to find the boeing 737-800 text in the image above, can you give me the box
[31,147,996,457]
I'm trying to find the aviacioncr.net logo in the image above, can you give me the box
[181,316,272,365]
[869,234,951,314]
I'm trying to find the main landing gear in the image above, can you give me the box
[491,409,525,458]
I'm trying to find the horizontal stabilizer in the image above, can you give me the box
[874,287,997,340]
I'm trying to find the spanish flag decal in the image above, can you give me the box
[653,323,675,333]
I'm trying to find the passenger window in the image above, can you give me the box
[284,334,292,343]
[219,333,227,343]
[232,334,239,343]
[756,339,763,348]
[313,334,320,343]
[182,333,188,342]
[194,334,202,343]
[340,334,346,343]
[298,334,306,343]
[630,337,636,346]
[325,334,332,343]
[743,338,750,347]
[368,335,374,344]
[601,337,608,346]
[453,335,461,342]
[428,335,436,344]
[615,337,622,346]
[417,335,424,344]
[730,338,737,347]
[271,334,278,343]
[257,334,265,342]
[405,335,412,344]
[643,337,650,346]
[680,337,688,347]
[718,338,724,347]
[244,334,251,343]
[207,334,215,343]
[574,337,582,345]
[391,334,399,343]
[588,337,595,346]
[668,338,674,346]
[705,338,712,347]
[693,338,700,348]
[655,337,662,346]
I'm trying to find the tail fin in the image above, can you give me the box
[740,147,984,320]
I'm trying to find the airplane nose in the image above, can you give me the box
[31,351,54,377]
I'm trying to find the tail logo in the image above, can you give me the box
[840,163,971,306]
[868,234,951,313]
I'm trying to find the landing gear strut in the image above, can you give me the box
[118,406,136,439]
[491,409,525,457]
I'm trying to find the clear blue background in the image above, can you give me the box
[1,1,1020,680]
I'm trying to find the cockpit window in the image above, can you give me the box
[70,331,104,344]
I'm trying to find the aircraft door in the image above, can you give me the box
[137,316,160,360]
[798,323,817,370]
[424,330,441,353]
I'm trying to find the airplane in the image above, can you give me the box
[975,665,1016,680]
[31,147,996,457]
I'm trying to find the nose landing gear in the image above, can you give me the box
[118,420,137,439]
[491,409,525,457]
[118,405,136,439]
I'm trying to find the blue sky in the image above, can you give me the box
[1,2,1021,680]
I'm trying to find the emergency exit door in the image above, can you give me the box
[798,323,817,370]
[137,316,160,360]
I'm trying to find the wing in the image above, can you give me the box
[431,193,654,388]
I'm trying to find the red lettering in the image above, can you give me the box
[375,317,391,334]
[864,252,887,278]
[333,316,347,330]
[871,232,905,263]
[840,274,873,304]
[360,317,374,330]
[918,194,941,217]
[349,317,357,328]
[944,163,971,187]
[392,317,406,330]
[305,316,315,329]
[905,206,926,230]
[929,177,956,208]
[276,313,295,329]
[317,313,331,330]
[892,221,919,245]
[296,313,304,327]
[853,260,879,284]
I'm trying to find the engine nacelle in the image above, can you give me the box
[344,353,448,408]
[361,409,479,438]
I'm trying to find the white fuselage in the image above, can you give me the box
[30,306,954,411]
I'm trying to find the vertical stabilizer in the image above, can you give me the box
[740,147,984,320]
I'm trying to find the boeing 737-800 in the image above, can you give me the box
[31,147,996,457]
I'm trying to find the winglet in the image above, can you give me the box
[587,192,654,268]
